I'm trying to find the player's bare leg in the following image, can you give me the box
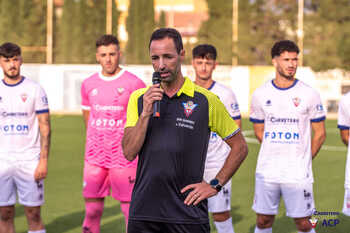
[24,206,45,232]
[83,198,104,233]
[0,206,15,233]
[255,213,275,233]
[213,211,235,233]
[294,217,315,233]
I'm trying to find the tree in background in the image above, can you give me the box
[56,0,119,64]
[238,0,297,65]
[158,11,167,28]
[125,0,155,64]
[304,0,350,71]
[0,0,46,63]
[197,0,298,65]
[197,0,233,65]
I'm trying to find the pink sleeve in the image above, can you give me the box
[81,81,90,108]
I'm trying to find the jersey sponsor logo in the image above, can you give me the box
[182,101,198,117]
[1,111,28,118]
[292,97,301,107]
[93,104,124,111]
[90,118,123,128]
[267,114,299,125]
[21,93,28,102]
[0,124,29,134]
[264,131,300,144]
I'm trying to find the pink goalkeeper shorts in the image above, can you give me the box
[83,162,136,202]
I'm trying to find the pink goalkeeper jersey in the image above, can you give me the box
[81,69,145,168]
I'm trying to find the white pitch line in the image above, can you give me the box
[242,131,347,152]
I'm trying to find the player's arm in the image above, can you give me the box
[181,131,248,205]
[122,84,163,161]
[35,112,51,181]
[235,119,242,129]
[82,109,90,129]
[214,131,248,185]
[311,120,326,159]
[253,123,264,143]
[340,129,349,146]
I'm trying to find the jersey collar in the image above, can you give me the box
[2,76,25,87]
[98,69,125,81]
[176,77,194,97]
[271,78,298,90]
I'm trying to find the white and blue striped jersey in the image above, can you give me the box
[337,92,350,189]
[250,79,325,183]
[0,77,49,159]
[204,81,241,180]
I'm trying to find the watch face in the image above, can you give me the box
[210,179,219,186]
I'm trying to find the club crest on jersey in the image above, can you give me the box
[117,87,124,94]
[182,101,198,117]
[21,93,28,102]
[292,97,301,107]
[91,88,98,96]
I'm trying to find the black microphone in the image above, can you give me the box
[152,72,161,118]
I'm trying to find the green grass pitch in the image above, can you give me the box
[12,116,349,233]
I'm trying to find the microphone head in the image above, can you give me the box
[152,72,161,84]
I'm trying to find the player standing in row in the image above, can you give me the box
[0,43,51,233]
[80,35,145,233]
[192,44,241,233]
[337,93,350,217]
[250,40,326,233]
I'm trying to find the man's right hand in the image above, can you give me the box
[141,83,164,117]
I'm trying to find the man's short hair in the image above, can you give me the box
[271,40,299,58]
[96,34,119,49]
[192,44,217,60]
[0,42,21,58]
[149,28,183,54]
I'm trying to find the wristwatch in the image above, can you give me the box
[209,178,222,192]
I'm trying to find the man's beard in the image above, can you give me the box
[278,69,295,80]
[4,69,20,79]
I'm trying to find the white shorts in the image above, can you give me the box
[0,158,44,207]
[208,180,231,213]
[252,180,314,218]
[343,188,350,216]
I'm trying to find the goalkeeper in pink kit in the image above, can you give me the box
[80,35,145,233]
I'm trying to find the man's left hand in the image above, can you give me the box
[34,159,48,181]
[181,181,217,206]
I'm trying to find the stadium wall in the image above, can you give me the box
[0,64,343,117]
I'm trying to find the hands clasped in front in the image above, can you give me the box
[181,181,218,206]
